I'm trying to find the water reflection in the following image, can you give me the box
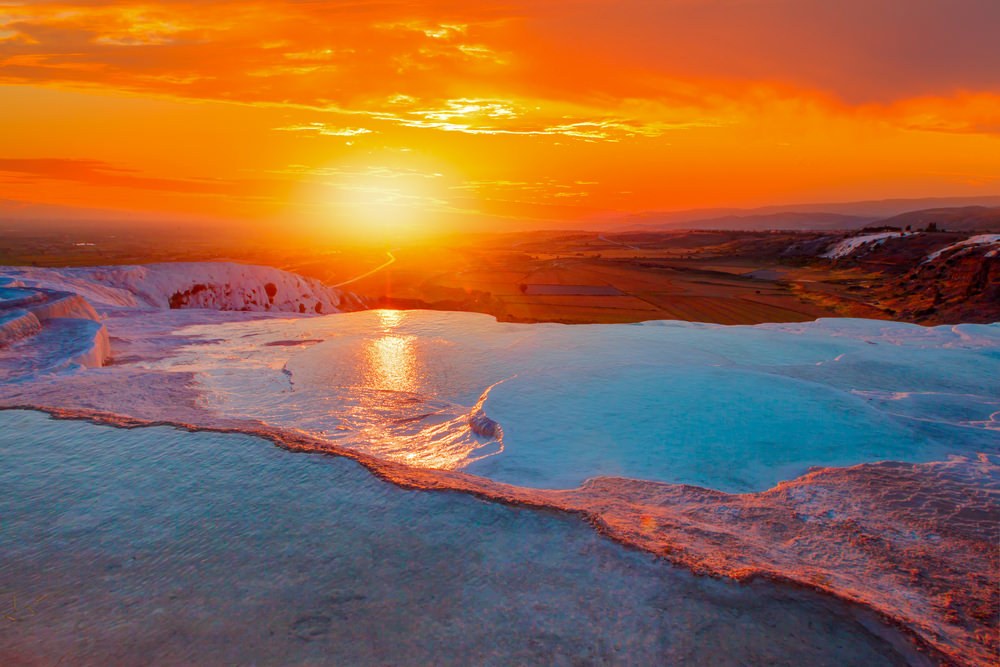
[346,310,504,469]
[363,310,419,393]
[175,309,505,471]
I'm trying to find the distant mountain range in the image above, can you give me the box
[636,211,875,231]
[6,194,1000,235]
[626,196,1000,232]
[872,206,1000,232]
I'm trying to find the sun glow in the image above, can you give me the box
[295,162,453,241]
[344,182,420,229]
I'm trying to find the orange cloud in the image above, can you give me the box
[0,157,246,194]
[881,93,1000,136]
[275,124,375,138]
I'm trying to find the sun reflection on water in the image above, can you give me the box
[363,310,419,393]
[338,309,504,470]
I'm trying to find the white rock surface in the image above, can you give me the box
[0,317,109,377]
[924,234,1000,262]
[0,310,42,348]
[0,262,364,379]
[821,231,910,259]
[0,262,360,314]
[27,293,101,322]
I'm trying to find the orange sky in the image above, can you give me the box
[1,0,999,238]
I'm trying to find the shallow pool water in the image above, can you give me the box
[0,410,930,666]
[162,311,1000,491]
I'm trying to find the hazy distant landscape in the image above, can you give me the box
[4,201,998,326]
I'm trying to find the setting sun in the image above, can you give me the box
[329,174,441,241]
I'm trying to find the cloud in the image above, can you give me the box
[2,0,995,138]
[271,165,444,180]
[451,178,595,205]
[0,157,267,196]
[375,20,469,40]
[274,123,374,137]
[525,0,1000,104]
[880,93,1000,136]
[322,96,721,140]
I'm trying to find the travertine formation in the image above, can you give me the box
[0,263,996,666]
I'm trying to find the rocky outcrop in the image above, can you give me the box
[0,286,110,370]
[26,292,101,322]
[0,262,369,378]
[0,310,42,348]
[68,319,111,369]
[890,247,999,323]
[0,263,365,314]
[802,231,1000,324]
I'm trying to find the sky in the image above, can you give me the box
[1,0,999,239]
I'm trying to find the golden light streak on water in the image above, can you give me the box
[344,310,505,469]
[363,310,419,393]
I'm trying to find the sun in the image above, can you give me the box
[344,182,417,231]
[298,164,450,243]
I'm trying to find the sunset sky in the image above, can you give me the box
[2,0,999,238]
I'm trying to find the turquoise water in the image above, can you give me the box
[0,410,928,666]
[174,311,1000,491]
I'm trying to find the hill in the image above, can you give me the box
[872,206,1000,232]
[637,211,873,231]
[628,195,1000,231]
